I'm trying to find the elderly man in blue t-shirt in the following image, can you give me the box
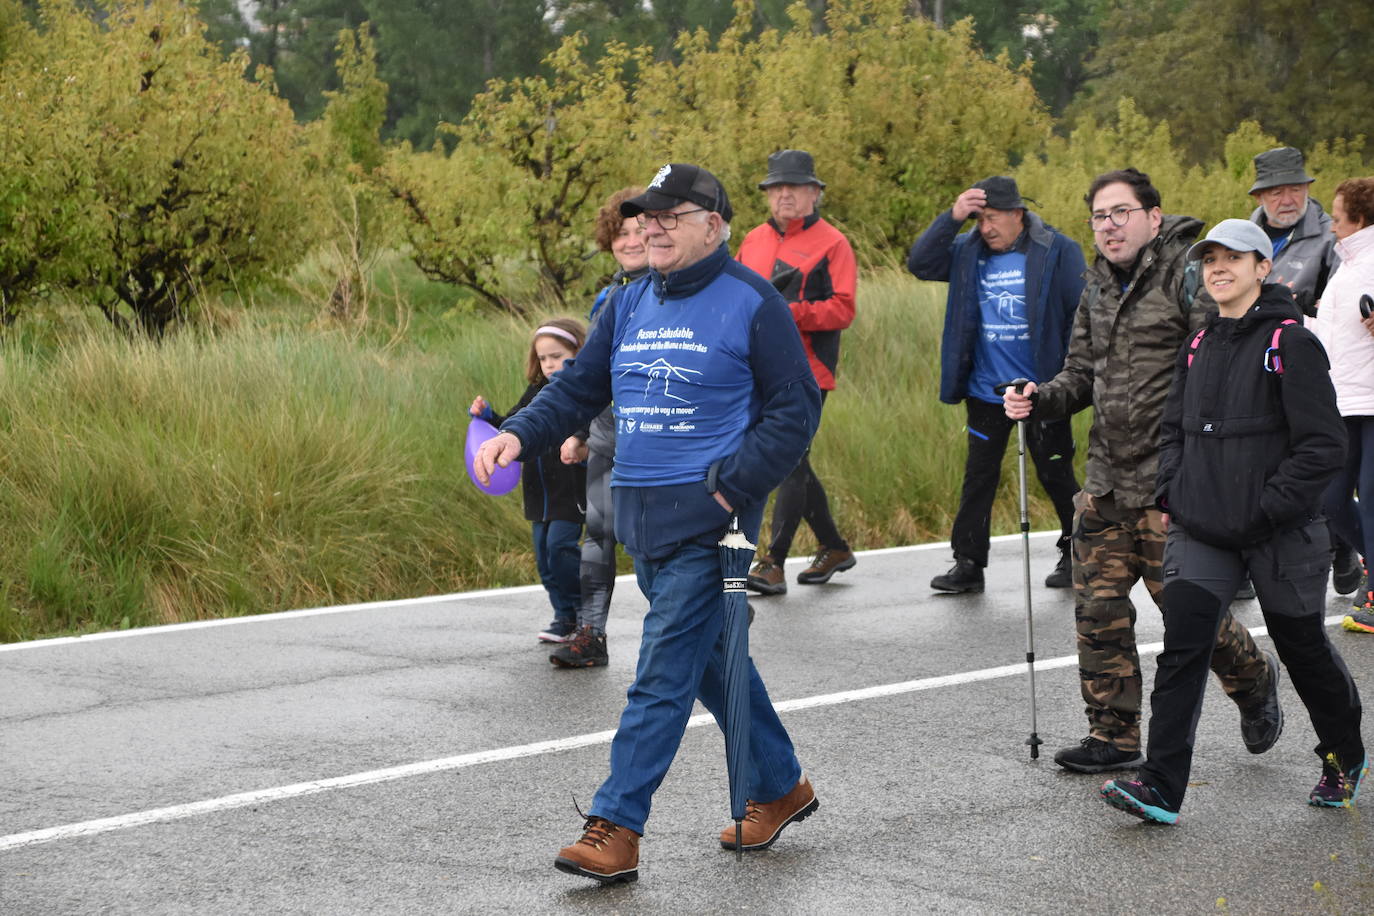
[474,163,821,885]
[908,176,1086,593]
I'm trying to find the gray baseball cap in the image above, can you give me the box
[1186,218,1275,261]
[1249,146,1316,194]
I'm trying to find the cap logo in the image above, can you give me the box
[649,164,672,189]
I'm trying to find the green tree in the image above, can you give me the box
[1073,0,1374,164]
[0,0,317,334]
[379,0,1048,311]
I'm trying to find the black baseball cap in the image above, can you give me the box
[620,163,734,224]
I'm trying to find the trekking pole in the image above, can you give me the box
[997,378,1043,760]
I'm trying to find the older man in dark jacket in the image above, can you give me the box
[908,175,1085,593]
[475,163,821,885]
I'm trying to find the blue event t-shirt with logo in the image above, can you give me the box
[968,247,1035,403]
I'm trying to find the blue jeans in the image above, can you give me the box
[589,540,802,835]
[531,520,581,623]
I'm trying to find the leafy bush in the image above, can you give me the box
[0,0,316,334]
[379,0,1049,311]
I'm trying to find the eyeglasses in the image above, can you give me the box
[636,208,708,230]
[1088,206,1146,229]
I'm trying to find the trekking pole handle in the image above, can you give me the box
[993,377,1032,397]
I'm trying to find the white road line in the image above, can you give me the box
[6,611,1327,855]
[0,532,1058,653]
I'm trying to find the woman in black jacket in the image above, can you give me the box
[1100,219,1365,824]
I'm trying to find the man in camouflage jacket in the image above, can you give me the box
[1004,168,1281,773]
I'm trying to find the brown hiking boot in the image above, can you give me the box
[718,774,819,851]
[554,816,640,884]
[796,547,857,585]
[746,557,787,595]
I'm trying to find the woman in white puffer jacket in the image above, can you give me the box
[1310,177,1374,626]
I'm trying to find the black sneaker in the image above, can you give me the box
[1239,650,1283,754]
[1333,544,1364,596]
[1100,779,1179,824]
[1053,737,1145,773]
[1044,549,1072,589]
[931,556,983,593]
[1233,576,1256,601]
[1309,752,1369,807]
[550,625,608,668]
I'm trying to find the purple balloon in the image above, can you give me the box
[465,416,521,496]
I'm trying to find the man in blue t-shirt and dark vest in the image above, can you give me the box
[908,176,1086,593]
[474,163,822,885]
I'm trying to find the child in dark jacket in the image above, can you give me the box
[470,318,588,643]
[1100,219,1364,825]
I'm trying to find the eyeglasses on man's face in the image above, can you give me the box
[1088,205,1146,230]
[636,208,708,230]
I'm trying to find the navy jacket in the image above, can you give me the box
[502,243,820,560]
[907,209,1086,404]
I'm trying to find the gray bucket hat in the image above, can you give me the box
[1186,218,1274,261]
[758,150,825,189]
[1249,147,1316,194]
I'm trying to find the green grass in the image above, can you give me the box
[0,266,1088,642]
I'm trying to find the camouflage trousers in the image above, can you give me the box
[1072,491,1272,751]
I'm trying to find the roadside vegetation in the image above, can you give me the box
[0,267,1087,642]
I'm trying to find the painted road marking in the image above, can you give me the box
[0,533,1058,653]
[7,614,1334,854]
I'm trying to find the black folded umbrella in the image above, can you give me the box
[718,515,754,860]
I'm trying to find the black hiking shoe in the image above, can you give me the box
[1044,549,1072,589]
[930,556,983,593]
[1334,544,1364,596]
[1239,650,1283,754]
[1053,737,1145,773]
[549,625,609,668]
[1100,779,1179,824]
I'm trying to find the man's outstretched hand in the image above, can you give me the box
[474,432,523,485]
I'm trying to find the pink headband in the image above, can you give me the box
[534,325,580,347]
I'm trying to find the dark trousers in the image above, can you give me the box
[1140,520,1364,811]
[766,391,848,563]
[1323,415,1374,565]
[951,397,1079,567]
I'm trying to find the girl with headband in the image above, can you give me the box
[471,317,588,645]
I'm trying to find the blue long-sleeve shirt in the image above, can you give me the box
[502,243,820,560]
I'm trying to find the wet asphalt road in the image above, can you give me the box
[4,532,1374,915]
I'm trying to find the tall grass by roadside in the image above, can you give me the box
[0,267,1088,642]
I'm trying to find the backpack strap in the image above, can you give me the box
[1186,327,1207,368]
[1263,319,1298,375]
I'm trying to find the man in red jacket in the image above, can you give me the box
[738,150,858,595]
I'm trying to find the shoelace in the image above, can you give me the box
[1316,754,1348,797]
[810,549,834,568]
[575,817,618,848]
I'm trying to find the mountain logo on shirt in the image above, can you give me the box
[618,358,702,403]
[990,289,1026,323]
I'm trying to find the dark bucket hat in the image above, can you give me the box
[1250,147,1316,194]
[620,163,733,224]
[758,150,825,189]
[973,175,1025,210]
